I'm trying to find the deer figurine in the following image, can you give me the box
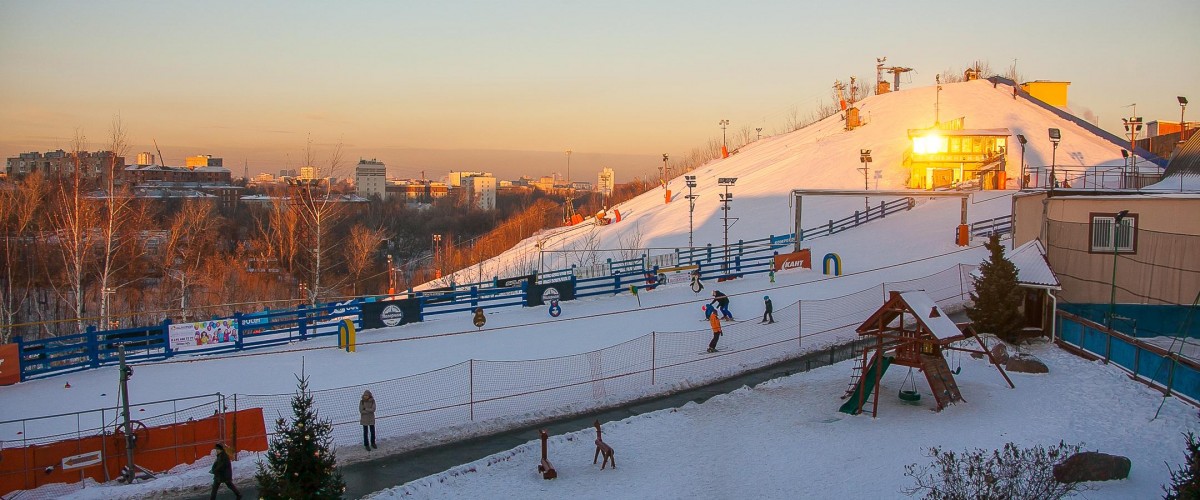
[593,419,615,470]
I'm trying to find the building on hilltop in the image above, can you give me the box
[355,158,387,199]
[905,119,1011,190]
[1019,80,1070,108]
[185,155,223,169]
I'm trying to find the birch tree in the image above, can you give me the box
[0,173,45,342]
[47,131,101,331]
[95,116,145,327]
[292,139,346,306]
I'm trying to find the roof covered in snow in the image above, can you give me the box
[898,290,963,341]
[1009,239,1059,289]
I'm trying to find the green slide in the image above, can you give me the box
[839,355,894,415]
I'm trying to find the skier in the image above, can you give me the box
[711,290,733,320]
[707,308,723,353]
[209,443,242,500]
[761,296,774,324]
[360,390,377,451]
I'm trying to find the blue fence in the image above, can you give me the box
[1057,310,1199,406]
[10,197,923,382]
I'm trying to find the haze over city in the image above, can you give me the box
[1,0,1198,182]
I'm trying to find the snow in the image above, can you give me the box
[367,343,1199,500]
[1008,239,1060,289]
[896,291,962,341]
[2,79,1194,499]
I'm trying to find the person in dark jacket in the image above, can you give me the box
[210,443,241,499]
[711,290,733,320]
[761,296,774,324]
[360,390,377,450]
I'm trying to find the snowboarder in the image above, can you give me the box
[761,296,774,324]
[360,390,377,451]
[707,309,723,353]
[209,443,242,500]
[711,290,733,320]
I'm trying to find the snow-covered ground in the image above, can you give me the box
[2,79,1189,499]
[369,343,1200,499]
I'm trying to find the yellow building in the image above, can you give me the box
[1019,81,1070,108]
[906,126,1011,190]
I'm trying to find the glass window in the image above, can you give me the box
[1090,213,1137,253]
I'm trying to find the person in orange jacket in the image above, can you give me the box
[707,308,723,353]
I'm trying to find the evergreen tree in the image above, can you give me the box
[255,374,346,499]
[1164,432,1200,499]
[967,234,1024,342]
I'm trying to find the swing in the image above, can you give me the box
[898,367,921,402]
[950,345,962,375]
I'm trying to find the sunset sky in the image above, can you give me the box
[1,0,1197,182]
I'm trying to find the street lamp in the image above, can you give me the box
[685,175,698,248]
[719,119,730,151]
[1016,134,1027,188]
[1121,116,1143,179]
[1180,96,1190,143]
[718,177,737,272]
[756,127,762,141]
[661,153,669,190]
[432,234,443,279]
[564,150,574,221]
[1048,128,1061,194]
[1107,210,1130,327]
[858,149,872,213]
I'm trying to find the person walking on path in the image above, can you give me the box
[711,290,733,320]
[209,443,242,499]
[360,390,377,451]
[761,296,774,324]
[707,310,723,353]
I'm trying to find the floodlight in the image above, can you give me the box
[1180,96,1189,106]
[717,177,737,186]
[1016,134,1027,145]
[1121,149,1129,159]
[1048,128,1061,143]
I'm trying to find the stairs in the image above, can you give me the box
[920,354,964,410]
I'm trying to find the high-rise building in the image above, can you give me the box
[597,167,615,196]
[5,150,123,180]
[355,159,386,199]
[299,166,316,181]
[464,174,496,210]
[447,170,490,187]
[136,152,156,166]
[185,155,223,170]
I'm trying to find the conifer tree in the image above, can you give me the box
[1164,432,1200,499]
[967,234,1024,342]
[255,374,346,499]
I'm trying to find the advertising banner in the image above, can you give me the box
[419,286,455,304]
[773,249,812,271]
[525,281,576,307]
[361,298,422,330]
[497,274,535,288]
[0,343,19,385]
[168,319,239,352]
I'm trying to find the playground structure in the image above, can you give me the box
[592,420,615,470]
[840,290,1013,417]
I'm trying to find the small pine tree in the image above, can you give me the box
[967,234,1024,343]
[1164,432,1200,499]
[255,374,346,499]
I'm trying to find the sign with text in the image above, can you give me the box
[0,343,19,385]
[168,319,239,352]
[525,281,576,307]
[497,274,535,289]
[361,298,422,330]
[773,249,812,271]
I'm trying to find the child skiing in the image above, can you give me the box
[707,309,723,353]
[761,296,774,324]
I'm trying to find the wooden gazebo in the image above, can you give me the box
[841,290,1013,417]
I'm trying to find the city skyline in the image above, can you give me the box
[2,0,1198,181]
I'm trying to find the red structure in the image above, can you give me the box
[537,429,556,480]
[843,290,1013,417]
[592,420,615,470]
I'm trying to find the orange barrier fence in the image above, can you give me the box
[0,408,267,497]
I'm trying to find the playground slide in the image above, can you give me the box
[839,355,894,415]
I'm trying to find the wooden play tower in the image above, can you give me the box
[841,290,1013,417]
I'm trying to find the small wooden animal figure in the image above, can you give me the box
[592,419,615,470]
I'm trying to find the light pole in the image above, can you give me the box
[685,175,698,248]
[718,177,737,272]
[1016,134,1027,188]
[661,153,669,190]
[432,234,442,279]
[564,150,573,221]
[1122,115,1143,181]
[102,287,117,329]
[1180,96,1189,143]
[756,127,762,141]
[719,119,730,152]
[1107,210,1130,327]
[858,149,872,213]
[1048,128,1061,194]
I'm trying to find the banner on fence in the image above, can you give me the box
[526,281,576,306]
[419,286,455,304]
[168,319,239,352]
[361,298,422,329]
[773,249,812,271]
[0,343,19,385]
[498,273,535,288]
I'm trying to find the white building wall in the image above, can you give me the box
[355,160,387,199]
[465,175,496,210]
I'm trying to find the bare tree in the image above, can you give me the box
[161,199,222,319]
[0,173,45,342]
[343,224,385,296]
[292,139,347,306]
[95,116,144,327]
[47,131,101,331]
